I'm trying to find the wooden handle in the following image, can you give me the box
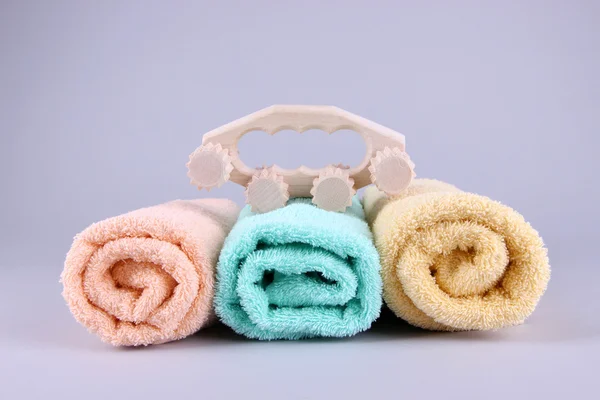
[202,104,405,140]
[195,105,409,197]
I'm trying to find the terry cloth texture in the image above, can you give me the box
[215,197,382,340]
[362,179,550,331]
[61,199,240,346]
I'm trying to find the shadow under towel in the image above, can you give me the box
[215,197,382,340]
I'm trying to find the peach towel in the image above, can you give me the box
[61,199,239,346]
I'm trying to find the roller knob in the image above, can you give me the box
[310,166,356,212]
[245,167,290,213]
[186,143,234,191]
[368,147,415,195]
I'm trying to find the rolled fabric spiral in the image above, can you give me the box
[362,179,550,331]
[61,199,239,346]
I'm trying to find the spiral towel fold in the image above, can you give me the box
[362,179,550,331]
[61,199,240,346]
[215,197,382,340]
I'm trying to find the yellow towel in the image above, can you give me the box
[362,179,550,331]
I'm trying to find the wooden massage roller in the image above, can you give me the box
[187,105,415,213]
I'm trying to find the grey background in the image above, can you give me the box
[1,0,598,398]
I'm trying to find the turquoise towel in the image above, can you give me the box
[215,197,382,340]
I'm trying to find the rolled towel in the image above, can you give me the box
[215,197,382,340]
[362,179,550,331]
[61,199,239,346]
